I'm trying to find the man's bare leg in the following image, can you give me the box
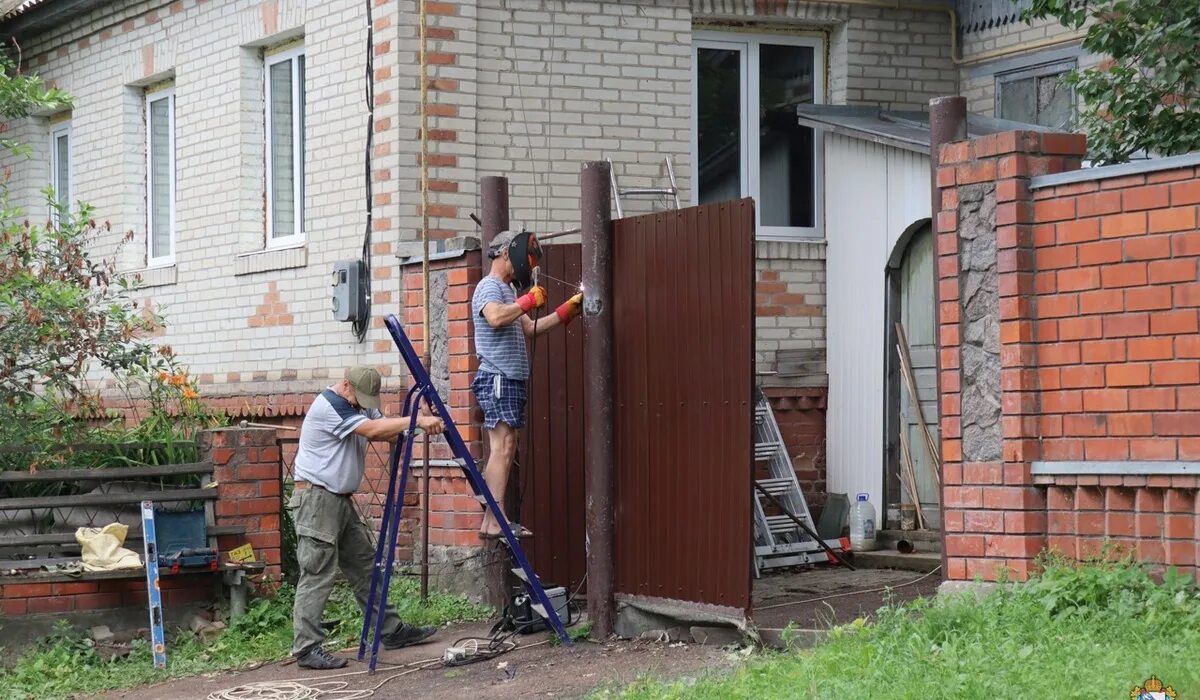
[480,422,517,536]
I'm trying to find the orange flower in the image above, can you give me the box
[170,373,187,386]
[158,371,170,382]
[182,388,199,400]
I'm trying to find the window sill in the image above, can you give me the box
[234,244,308,276]
[755,238,826,261]
[125,265,177,289]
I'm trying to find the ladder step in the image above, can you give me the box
[754,443,783,460]
[530,603,548,619]
[511,567,529,584]
[755,478,795,495]
[766,515,808,533]
[473,493,488,504]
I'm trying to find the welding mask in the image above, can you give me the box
[500,230,542,291]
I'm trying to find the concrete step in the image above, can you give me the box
[849,549,942,573]
[877,529,942,553]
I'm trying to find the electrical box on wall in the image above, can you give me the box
[331,260,368,323]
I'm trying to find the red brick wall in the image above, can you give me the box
[937,131,1200,581]
[765,388,828,516]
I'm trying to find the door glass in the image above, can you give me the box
[696,47,742,205]
[759,44,815,228]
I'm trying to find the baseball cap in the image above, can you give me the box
[488,230,517,258]
[345,366,382,410]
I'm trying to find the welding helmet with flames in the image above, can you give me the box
[490,229,542,291]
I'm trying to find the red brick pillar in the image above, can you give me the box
[200,427,282,581]
[936,131,1087,581]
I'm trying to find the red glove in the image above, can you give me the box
[517,286,546,313]
[555,293,583,325]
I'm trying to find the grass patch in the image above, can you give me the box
[604,556,1200,699]
[0,577,492,700]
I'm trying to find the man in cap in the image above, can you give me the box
[472,230,582,539]
[289,366,446,670]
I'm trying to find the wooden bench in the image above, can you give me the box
[0,461,263,616]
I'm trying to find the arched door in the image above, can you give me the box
[888,223,940,528]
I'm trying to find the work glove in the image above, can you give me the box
[555,293,583,325]
[517,285,547,313]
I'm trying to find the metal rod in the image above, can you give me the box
[481,176,509,269]
[582,160,615,638]
[536,227,581,241]
[927,95,965,583]
[420,371,431,603]
[753,482,856,571]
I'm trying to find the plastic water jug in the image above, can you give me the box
[849,492,877,552]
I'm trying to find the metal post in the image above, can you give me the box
[480,175,512,609]
[927,96,966,583]
[929,97,967,230]
[581,161,615,638]
[481,176,509,271]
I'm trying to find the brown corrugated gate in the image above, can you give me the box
[519,199,755,613]
[520,244,587,592]
[612,199,755,612]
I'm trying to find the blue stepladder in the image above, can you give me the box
[140,500,167,669]
[358,314,572,673]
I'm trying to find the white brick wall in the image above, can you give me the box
[1,0,963,398]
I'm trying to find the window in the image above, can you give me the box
[996,60,1075,129]
[49,120,70,218]
[693,32,823,240]
[146,87,175,266]
[265,46,305,246]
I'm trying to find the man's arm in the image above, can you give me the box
[520,293,582,337]
[480,286,546,328]
[353,414,444,441]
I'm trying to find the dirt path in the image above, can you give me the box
[102,622,730,700]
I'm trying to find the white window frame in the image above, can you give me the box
[692,31,825,241]
[48,120,71,221]
[146,87,176,267]
[264,45,305,248]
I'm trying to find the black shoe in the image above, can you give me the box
[381,623,437,650]
[296,645,349,670]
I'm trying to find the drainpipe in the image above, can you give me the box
[480,176,509,272]
[928,95,966,582]
[581,161,615,638]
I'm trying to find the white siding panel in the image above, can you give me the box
[825,133,931,514]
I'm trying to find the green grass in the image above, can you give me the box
[0,577,492,700]
[603,557,1200,699]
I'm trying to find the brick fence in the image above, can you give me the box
[937,131,1200,581]
[0,428,281,615]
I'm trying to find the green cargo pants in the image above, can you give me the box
[289,485,403,656]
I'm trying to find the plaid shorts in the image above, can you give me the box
[471,371,527,429]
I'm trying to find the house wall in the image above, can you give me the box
[958,14,1094,118]
[937,131,1200,581]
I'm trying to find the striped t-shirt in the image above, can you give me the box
[471,275,529,380]
[293,389,383,494]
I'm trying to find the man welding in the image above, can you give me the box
[472,230,581,539]
[289,366,446,670]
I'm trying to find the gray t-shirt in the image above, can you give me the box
[471,275,529,380]
[293,389,383,494]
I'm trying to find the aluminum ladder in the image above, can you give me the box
[607,156,680,219]
[359,314,571,673]
[752,387,844,576]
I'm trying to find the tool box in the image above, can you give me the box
[154,509,218,573]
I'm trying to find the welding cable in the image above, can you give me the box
[755,565,944,612]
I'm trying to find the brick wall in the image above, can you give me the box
[766,388,828,516]
[937,130,1200,581]
[201,427,284,579]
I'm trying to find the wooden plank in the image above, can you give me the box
[0,561,265,583]
[0,462,214,483]
[0,524,245,548]
[0,488,216,511]
[896,323,941,481]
